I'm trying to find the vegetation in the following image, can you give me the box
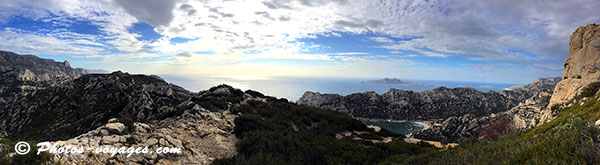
[406,82,600,164]
[0,139,54,165]
[118,117,136,135]
[216,83,600,164]
[214,99,437,164]
[4,78,600,164]
[575,82,600,100]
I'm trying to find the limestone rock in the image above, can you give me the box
[413,90,554,143]
[42,108,238,164]
[105,123,125,134]
[0,51,87,103]
[298,77,559,121]
[544,24,600,122]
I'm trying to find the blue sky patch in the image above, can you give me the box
[130,22,162,41]
[1,15,101,35]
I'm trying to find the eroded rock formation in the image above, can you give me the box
[542,24,600,122]
[298,77,559,121]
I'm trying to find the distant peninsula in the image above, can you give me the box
[360,78,417,85]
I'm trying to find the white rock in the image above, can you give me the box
[108,118,119,123]
[105,123,125,134]
[101,136,121,145]
[146,138,158,146]
[100,129,110,136]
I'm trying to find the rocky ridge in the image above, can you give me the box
[44,107,237,164]
[0,71,193,140]
[0,51,278,164]
[0,70,268,164]
[542,24,600,123]
[0,51,87,103]
[413,88,554,142]
[298,77,560,121]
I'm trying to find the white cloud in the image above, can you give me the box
[0,0,598,81]
[0,28,104,55]
[333,52,369,55]
[369,37,394,43]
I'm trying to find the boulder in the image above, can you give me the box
[105,123,125,134]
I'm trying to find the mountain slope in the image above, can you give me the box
[298,77,559,121]
[0,51,87,103]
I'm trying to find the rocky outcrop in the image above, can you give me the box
[298,77,560,121]
[45,108,237,164]
[413,24,600,142]
[0,51,315,164]
[0,69,278,163]
[413,89,554,142]
[0,51,87,103]
[0,71,195,140]
[543,24,600,122]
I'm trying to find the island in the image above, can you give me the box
[360,78,417,85]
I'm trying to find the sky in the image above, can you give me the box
[0,0,599,84]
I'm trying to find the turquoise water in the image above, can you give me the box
[362,120,428,136]
[160,75,517,101]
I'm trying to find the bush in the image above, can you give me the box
[118,116,136,134]
[577,82,600,99]
[0,140,54,164]
[216,97,429,164]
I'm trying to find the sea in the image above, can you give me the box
[161,75,517,135]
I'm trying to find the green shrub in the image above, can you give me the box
[577,82,600,99]
[118,116,136,134]
[215,97,428,164]
[217,83,600,164]
[0,140,54,165]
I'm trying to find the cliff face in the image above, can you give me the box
[0,51,87,103]
[413,89,554,142]
[548,24,600,106]
[298,77,560,121]
[542,24,600,122]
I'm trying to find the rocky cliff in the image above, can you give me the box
[298,77,560,121]
[542,24,600,122]
[0,51,87,103]
[0,70,262,163]
[413,89,554,142]
[548,24,600,106]
[412,24,600,143]
[0,52,249,163]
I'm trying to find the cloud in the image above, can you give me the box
[209,7,234,18]
[114,0,176,26]
[422,52,449,58]
[262,0,293,9]
[0,28,105,55]
[175,51,192,57]
[1,0,599,83]
[333,52,369,55]
[370,37,394,43]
